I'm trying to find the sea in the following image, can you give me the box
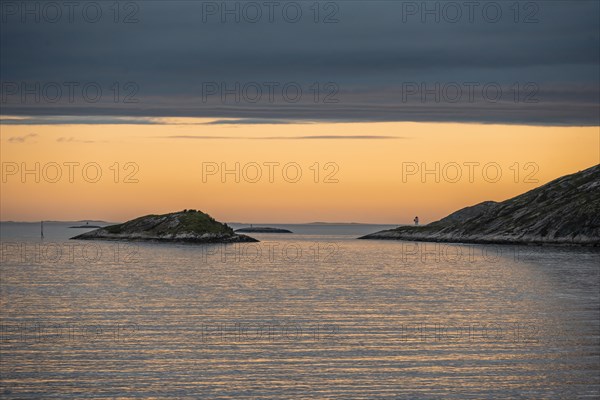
[1,221,599,399]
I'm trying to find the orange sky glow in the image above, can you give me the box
[1,119,598,224]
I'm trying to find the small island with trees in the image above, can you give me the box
[71,210,258,243]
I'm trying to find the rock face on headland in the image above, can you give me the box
[360,164,600,246]
[71,210,258,243]
[235,227,292,233]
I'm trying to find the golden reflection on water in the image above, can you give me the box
[1,234,599,398]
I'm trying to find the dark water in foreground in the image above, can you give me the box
[1,222,599,399]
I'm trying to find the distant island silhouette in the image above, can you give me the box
[235,227,293,233]
[70,222,103,228]
[360,164,600,246]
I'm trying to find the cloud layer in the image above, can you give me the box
[1,1,598,125]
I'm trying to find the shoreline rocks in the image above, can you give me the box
[360,164,600,247]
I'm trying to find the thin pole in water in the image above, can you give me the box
[41,220,44,238]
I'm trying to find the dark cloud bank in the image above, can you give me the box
[1,1,598,126]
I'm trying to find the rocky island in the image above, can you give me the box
[360,164,600,246]
[235,227,293,233]
[71,210,258,243]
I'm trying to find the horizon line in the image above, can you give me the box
[0,220,404,226]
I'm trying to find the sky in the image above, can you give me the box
[1,1,599,223]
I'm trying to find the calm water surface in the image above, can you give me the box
[1,222,599,399]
